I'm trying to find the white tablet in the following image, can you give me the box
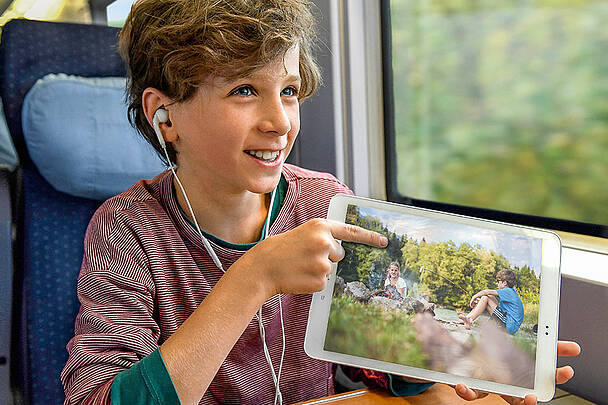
[305,194,561,401]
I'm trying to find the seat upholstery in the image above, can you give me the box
[0,19,125,404]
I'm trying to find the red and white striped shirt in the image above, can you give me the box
[61,164,353,404]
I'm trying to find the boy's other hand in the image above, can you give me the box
[243,219,387,297]
[454,341,580,404]
[470,292,483,308]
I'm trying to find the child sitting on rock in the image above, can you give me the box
[458,269,524,335]
[384,261,407,300]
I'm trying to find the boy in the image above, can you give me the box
[61,1,428,404]
[458,270,524,335]
[61,1,578,404]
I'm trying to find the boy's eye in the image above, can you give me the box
[281,86,298,97]
[231,86,255,96]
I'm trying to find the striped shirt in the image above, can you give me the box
[61,164,355,404]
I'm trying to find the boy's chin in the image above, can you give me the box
[249,177,282,195]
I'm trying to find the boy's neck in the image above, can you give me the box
[172,173,271,245]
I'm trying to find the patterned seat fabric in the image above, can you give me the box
[0,19,125,405]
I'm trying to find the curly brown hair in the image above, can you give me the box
[496,269,517,288]
[118,0,321,164]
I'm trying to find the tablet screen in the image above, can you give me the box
[325,203,542,389]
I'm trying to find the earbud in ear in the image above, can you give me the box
[153,108,169,149]
[155,108,169,123]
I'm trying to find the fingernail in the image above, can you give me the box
[458,385,467,395]
[380,236,388,247]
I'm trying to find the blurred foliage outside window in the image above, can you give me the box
[389,0,608,226]
[0,0,91,27]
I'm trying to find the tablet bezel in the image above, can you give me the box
[305,194,561,401]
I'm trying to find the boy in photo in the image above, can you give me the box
[458,270,524,335]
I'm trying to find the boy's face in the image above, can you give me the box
[168,46,301,195]
[497,279,508,289]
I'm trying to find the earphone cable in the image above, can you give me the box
[161,141,284,403]
[262,182,285,405]
[274,296,286,405]
[162,148,224,271]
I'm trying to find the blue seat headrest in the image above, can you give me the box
[22,74,166,201]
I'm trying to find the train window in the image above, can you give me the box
[383,0,608,237]
[106,0,132,27]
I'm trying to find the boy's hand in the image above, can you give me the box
[469,289,493,307]
[469,292,482,307]
[242,219,387,297]
[454,341,580,404]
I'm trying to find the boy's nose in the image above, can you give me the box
[258,98,292,136]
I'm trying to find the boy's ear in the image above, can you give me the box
[142,88,178,143]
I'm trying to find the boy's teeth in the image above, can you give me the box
[247,150,280,161]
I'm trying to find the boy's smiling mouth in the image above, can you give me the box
[245,149,281,162]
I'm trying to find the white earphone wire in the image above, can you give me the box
[259,188,285,405]
[162,147,225,271]
[156,112,284,403]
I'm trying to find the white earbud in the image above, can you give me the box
[153,108,169,149]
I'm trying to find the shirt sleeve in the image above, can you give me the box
[387,375,435,396]
[497,288,515,303]
[340,366,433,397]
[111,349,180,405]
[61,207,162,404]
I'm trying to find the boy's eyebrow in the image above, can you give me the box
[213,73,302,89]
[282,74,302,83]
[237,72,302,83]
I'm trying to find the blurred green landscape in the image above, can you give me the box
[390,0,608,226]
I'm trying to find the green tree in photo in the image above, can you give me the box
[338,205,406,287]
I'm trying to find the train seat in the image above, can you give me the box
[0,19,164,404]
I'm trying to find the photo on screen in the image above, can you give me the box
[325,204,541,388]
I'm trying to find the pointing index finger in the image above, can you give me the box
[327,220,388,248]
